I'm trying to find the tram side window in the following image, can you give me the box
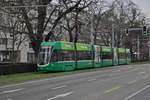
[50,50,58,62]
[77,51,92,60]
[102,52,112,59]
[59,50,75,61]
[119,53,126,59]
[51,50,75,62]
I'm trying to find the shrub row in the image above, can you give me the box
[0,63,37,75]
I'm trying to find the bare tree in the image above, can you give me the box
[0,0,93,57]
[1,0,149,62]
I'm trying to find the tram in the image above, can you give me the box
[37,41,131,71]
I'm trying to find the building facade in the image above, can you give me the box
[0,31,35,63]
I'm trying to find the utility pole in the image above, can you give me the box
[137,35,140,60]
[90,13,94,46]
[111,24,115,65]
[90,13,94,68]
[148,41,150,60]
[112,24,115,48]
[149,44,150,60]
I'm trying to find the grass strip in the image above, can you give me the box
[0,66,121,85]
[2,61,150,85]
[132,61,150,65]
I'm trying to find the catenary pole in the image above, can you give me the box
[90,12,94,68]
[112,24,115,48]
[137,35,140,60]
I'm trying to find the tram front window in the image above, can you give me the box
[38,46,52,65]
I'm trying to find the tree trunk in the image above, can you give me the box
[74,14,79,43]
[69,30,73,42]
[31,40,42,62]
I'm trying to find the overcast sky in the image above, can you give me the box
[132,0,150,18]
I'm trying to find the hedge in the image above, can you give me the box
[0,63,37,75]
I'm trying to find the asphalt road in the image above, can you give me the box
[1,64,150,100]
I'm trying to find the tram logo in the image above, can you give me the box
[64,44,72,48]
[80,46,88,49]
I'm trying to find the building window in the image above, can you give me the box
[29,42,33,48]
[0,38,7,44]
[27,52,36,63]
[7,38,13,45]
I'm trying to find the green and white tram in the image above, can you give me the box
[37,41,131,71]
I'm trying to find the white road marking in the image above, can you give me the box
[137,72,145,75]
[52,85,67,90]
[88,79,97,82]
[7,99,12,100]
[47,91,74,100]
[124,85,150,100]
[112,70,121,72]
[0,88,24,94]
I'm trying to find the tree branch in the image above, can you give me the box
[45,0,82,41]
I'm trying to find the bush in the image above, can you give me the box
[0,63,37,75]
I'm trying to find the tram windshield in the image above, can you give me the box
[38,46,52,65]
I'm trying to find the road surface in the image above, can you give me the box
[1,64,150,100]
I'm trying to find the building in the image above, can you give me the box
[0,30,35,63]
